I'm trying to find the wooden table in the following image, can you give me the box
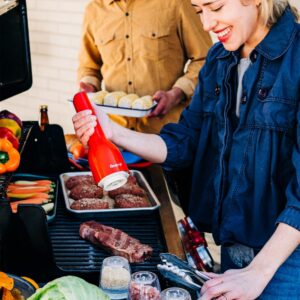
[146,164,185,260]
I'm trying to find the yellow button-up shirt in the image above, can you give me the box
[78,0,212,133]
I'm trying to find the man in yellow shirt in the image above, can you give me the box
[78,0,212,133]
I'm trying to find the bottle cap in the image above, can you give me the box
[40,105,48,110]
[99,171,129,191]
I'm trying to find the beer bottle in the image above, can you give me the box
[40,105,49,131]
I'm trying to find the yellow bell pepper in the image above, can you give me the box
[0,119,22,139]
[0,138,21,174]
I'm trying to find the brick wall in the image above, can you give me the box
[1,0,299,133]
[0,0,89,133]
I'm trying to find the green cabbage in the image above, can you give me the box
[28,276,110,300]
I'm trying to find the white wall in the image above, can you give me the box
[1,0,299,134]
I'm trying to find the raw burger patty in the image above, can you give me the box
[71,198,109,210]
[69,184,103,200]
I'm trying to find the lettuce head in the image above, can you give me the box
[28,276,110,300]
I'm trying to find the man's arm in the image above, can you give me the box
[149,0,212,117]
[173,0,212,100]
[77,3,103,91]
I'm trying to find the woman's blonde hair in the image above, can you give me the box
[259,0,299,27]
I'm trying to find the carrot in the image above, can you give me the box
[7,192,53,200]
[10,198,50,213]
[12,179,53,186]
[6,186,52,194]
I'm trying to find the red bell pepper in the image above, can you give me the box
[0,127,19,149]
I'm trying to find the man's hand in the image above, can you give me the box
[149,87,185,117]
[79,81,97,93]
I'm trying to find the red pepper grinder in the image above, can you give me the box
[73,92,129,191]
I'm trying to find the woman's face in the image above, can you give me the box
[191,0,269,56]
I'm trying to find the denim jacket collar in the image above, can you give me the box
[216,8,297,61]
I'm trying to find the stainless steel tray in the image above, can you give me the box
[59,170,160,216]
[68,99,157,117]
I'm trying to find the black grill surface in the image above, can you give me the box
[49,192,167,275]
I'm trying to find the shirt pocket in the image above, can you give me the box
[139,25,172,61]
[253,86,297,130]
[95,31,124,65]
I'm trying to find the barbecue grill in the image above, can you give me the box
[0,122,183,287]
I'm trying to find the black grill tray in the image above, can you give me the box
[1,171,168,285]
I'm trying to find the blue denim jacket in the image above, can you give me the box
[161,8,300,248]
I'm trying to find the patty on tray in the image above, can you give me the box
[114,194,150,208]
[70,198,109,210]
[65,175,95,190]
[69,183,103,200]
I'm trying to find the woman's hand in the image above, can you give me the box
[72,105,113,146]
[199,266,272,300]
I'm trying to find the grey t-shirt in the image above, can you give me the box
[236,58,251,117]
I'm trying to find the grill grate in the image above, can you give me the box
[49,190,167,275]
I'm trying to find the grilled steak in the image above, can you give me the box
[69,184,103,200]
[114,194,150,208]
[70,198,109,210]
[65,175,95,189]
[79,221,153,263]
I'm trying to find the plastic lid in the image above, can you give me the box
[99,171,129,191]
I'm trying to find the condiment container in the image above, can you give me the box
[100,256,131,299]
[161,287,191,300]
[73,91,129,191]
[128,271,161,300]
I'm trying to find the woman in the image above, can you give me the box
[73,0,300,298]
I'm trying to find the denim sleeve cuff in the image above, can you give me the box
[276,207,300,231]
[160,130,181,171]
[79,76,101,91]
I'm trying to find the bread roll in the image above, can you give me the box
[118,93,139,108]
[88,90,108,105]
[104,91,126,106]
[132,95,153,109]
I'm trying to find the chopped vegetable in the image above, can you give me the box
[10,198,50,213]
[42,203,54,213]
[0,127,19,149]
[7,186,52,194]
[0,138,21,174]
[7,192,54,200]
[12,179,54,186]
[0,110,23,139]
[0,272,14,290]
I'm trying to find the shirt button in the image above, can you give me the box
[125,34,129,39]
[125,12,129,16]
[241,96,247,104]
[251,51,258,62]
[258,88,268,99]
[214,85,220,96]
[128,81,132,85]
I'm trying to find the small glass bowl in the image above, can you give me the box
[128,271,161,300]
[160,287,191,300]
[99,256,131,299]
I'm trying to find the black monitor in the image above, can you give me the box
[0,0,32,101]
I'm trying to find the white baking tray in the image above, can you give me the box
[68,99,157,117]
[59,170,160,216]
